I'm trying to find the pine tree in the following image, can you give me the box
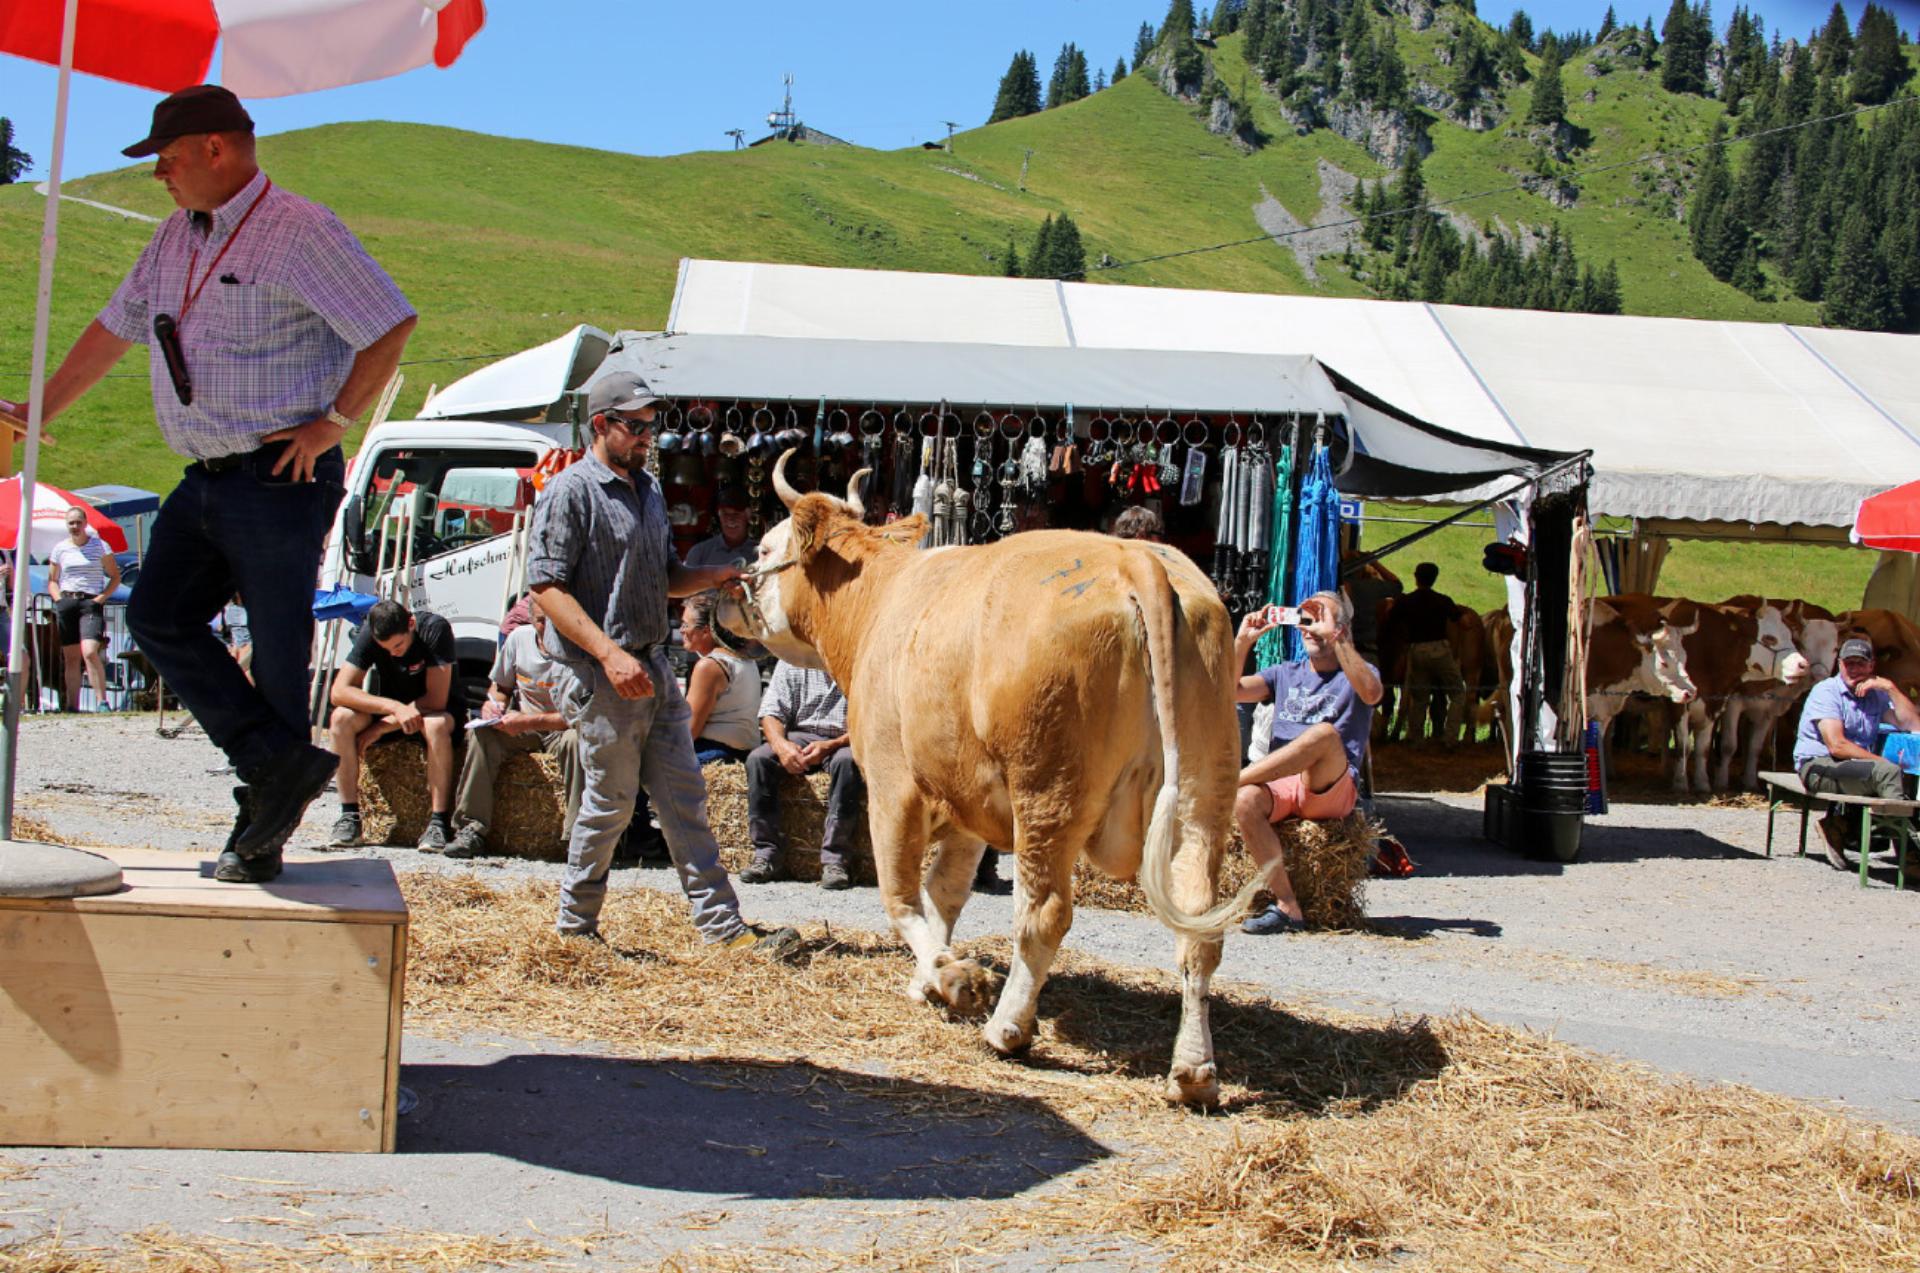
[1529,42,1567,125]
[1094,66,1108,92]
[1050,213,1088,279]
[1823,207,1896,329]
[1047,43,1088,108]
[1814,3,1853,76]
[0,118,32,185]
[1660,0,1706,94]
[1850,3,1908,105]
[1162,0,1197,42]
[1508,9,1536,50]
[1030,216,1057,278]
[1690,119,1732,263]
[1134,21,1156,70]
[989,51,1043,122]
[1643,16,1658,52]
[1599,5,1618,41]
[1002,235,1022,277]
[1113,56,1129,83]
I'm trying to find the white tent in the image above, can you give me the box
[667,258,1920,537]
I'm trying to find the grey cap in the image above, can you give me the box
[1840,638,1875,662]
[587,370,662,417]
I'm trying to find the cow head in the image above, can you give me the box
[1634,599,1701,704]
[1750,603,1811,685]
[714,450,925,670]
[1798,616,1839,682]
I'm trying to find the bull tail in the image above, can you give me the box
[1128,556,1269,942]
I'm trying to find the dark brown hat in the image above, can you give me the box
[123,85,254,158]
[716,485,750,509]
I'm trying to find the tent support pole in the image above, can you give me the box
[1,0,78,841]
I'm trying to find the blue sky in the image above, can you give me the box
[1,0,1899,184]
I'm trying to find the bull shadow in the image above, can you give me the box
[399,1053,1106,1200]
[1373,794,1764,878]
[995,964,1449,1117]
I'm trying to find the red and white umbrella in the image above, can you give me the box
[0,0,485,836]
[0,0,486,96]
[1853,480,1920,553]
[0,478,129,559]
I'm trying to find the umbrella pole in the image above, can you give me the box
[1,0,78,840]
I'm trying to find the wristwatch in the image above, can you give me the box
[324,405,356,430]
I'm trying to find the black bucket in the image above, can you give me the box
[1517,750,1587,862]
[1482,783,1520,847]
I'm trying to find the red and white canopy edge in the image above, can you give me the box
[0,0,485,841]
[0,477,130,558]
[1853,480,1920,554]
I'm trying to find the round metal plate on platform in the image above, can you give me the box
[0,841,125,899]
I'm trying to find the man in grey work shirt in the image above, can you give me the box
[743,661,864,890]
[6,86,416,883]
[526,369,797,953]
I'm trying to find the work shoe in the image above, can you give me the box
[442,822,488,860]
[236,745,338,860]
[739,849,787,884]
[1817,816,1852,871]
[725,923,802,959]
[417,820,450,853]
[819,860,854,891]
[212,786,280,883]
[1241,903,1306,936]
[329,811,364,848]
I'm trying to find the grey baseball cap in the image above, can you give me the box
[586,370,663,417]
[1840,638,1875,662]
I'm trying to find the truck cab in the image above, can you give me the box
[318,325,610,708]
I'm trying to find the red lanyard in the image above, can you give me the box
[178,178,273,324]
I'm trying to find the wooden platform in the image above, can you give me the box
[0,848,407,1153]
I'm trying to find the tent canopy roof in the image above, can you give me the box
[667,258,1920,529]
[591,330,1577,499]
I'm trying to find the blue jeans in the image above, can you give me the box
[126,446,344,784]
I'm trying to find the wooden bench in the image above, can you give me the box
[1759,770,1914,889]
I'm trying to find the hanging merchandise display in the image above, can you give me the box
[1179,419,1208,507]
[1254,428,1297,669]
[1212,435,1240,597]
[1288,428,1341,659]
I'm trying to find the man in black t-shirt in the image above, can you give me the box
[1387,562,1466,745]
[327,599,463,850]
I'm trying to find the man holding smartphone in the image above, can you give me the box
[2,85,416,882]
[1233,591,1384,935]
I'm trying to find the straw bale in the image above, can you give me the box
[356,740,567,859]
[1071,814,1377,931]
[704,760,875,884]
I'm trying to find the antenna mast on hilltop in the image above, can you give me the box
[941,120,959,152]
[766,73,799,142]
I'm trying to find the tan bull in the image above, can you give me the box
[719,455,1263,1106]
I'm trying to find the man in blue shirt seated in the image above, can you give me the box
[1792,634,1920,870]
[1234,590,1384,935]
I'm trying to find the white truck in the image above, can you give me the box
[314,324,612,712]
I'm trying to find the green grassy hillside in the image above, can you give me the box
[1,32,1843,493]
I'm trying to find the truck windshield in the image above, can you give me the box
[364,447,539,560]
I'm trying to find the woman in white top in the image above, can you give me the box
[680,593,762,762]
[46,508,121,711]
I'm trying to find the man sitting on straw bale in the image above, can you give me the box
[1234,591,1383,935]
[328,599,464,851]
[443,597,583,860]
[741,660,863,891]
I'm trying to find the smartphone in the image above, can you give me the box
[1263,605,1302,626]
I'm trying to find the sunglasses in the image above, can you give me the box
[605,411,655,433]
[153,313,192,405]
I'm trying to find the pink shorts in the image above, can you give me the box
[1264,770,1358,822]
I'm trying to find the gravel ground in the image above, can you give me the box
[5,713,1919,1263]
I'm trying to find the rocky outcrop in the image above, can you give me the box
[1252,162,1363,281]
[1321,96,1431,164]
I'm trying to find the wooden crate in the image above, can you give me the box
[0,848,407,1153]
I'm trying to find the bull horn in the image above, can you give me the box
[845,468,871,520]
[772,448,803,509]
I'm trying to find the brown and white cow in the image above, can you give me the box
[718,455,1263,1106]
[1656,598,1807,795]
[1484,594,1698,756]
[1713,597,1835,790]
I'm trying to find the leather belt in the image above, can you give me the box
[195,449,258,474]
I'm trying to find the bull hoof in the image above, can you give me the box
[1165,1062,1221,1108]
[983,1017,1033,1056]
[936,957,996,1017]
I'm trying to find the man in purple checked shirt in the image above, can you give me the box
[4,86,416,883]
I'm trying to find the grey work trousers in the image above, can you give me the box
[1800,755,1908,801]
[453,725,583,839]
[555,652,744,941]
[746,732,865,869]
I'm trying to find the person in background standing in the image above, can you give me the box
[1388,562,1466,745]
[46,507,121,712]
